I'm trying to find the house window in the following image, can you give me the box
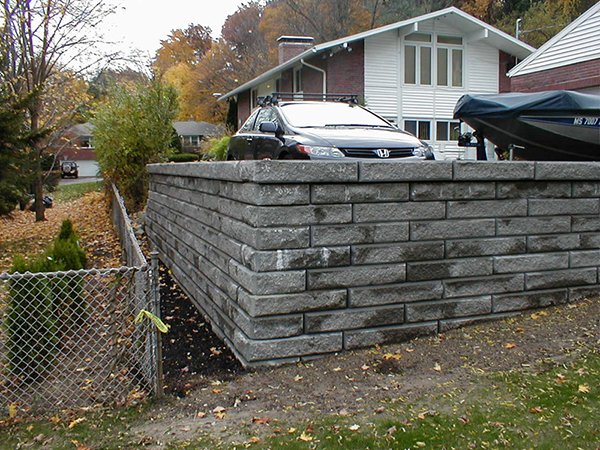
[405,120,431,140]
[436,121,461,141]
[251,88,258,109]
[405,33,463,87]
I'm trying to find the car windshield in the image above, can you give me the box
[280,102,393,128]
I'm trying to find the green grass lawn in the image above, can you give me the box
[2,351,598,449]
[53,181,103,203]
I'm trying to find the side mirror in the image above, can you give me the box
[259,122,278,133]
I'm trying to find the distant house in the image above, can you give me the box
[58,122,99,177]
[508,2,600,94]
[220,7,534,160]
[173,120,225,153]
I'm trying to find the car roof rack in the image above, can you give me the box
[258,92,359,106]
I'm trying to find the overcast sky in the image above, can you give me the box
[102,0,244,61]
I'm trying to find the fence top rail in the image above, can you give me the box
[0,265,148,281]
[111,182,148,267]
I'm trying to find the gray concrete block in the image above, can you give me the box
[535,162,600,180]
[444,274,524,298]
[407,258,493,282]
[229,302,304,339]
[222,182,310,206]
[439,313,517,332]
[454,161,535,180]
[233,329,343,362]
[493,289,568,312]
[572,216,600,232]
[344,322,438,349]
[525,268,598,290]
[354,201,445,223]
[253,204,353,227]
[349,281,444,307]
[569,285,600,302]
[411,181,495,201]
[497,217,572,236]
[311,183,409,204]
[496,181,571,199]
[529,199,599,216]
[352,241,444,265]
[580,233,600,249]
[570,250,600,268]
[446,237,526,258]
[312,223,409,246]
[358,161,453,182]
[305,304,405,332]
[573,182,600,198]
[406,296,492,322]
[447,199,528,218]
[242,245,350,272]
[411,219,496,241]
[228,260,306,295]
[238,160,359,183]
[494,253,569,274]
[527,234,582,253]
[308,263,406,289]
[238,289,347,317]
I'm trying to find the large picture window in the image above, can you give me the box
[404,33,463,87]
[405,120,431,140]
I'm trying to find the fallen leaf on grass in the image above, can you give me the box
[386,425,397,435]
[434,363,442,371]
[248,437,260,444]
[349,424,360,431]
[252,416,271,425]
[383,353,402,360]
[68,417,86,429]
[298,432,313,442]
[529,407,543,414]
[578,384,590,394]
[504,343,516,349]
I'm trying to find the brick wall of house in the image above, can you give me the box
[237,91,251,128]
[147,160,600,367]
[511,59,600,92]
[499,51,514,93]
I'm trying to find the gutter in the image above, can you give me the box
[300,58,326,95]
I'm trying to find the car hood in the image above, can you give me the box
[296,127,422,148]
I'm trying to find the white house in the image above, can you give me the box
[221,7,535,160]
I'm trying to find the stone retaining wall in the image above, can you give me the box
[146,161,600,366]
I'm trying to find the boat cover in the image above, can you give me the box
[454,90,600,119]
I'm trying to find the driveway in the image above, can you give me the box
[59,176,103,186]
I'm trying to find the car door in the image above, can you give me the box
[229,110,259,160]
[252,107,284,160]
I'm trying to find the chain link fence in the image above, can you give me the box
[0,184,160,415]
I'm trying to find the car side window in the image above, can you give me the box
[240,110,259,132]
[254,108,276,130]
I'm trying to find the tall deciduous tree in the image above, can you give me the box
[92,77,178,211]
[0,0,114,221]
[154,24,213,74]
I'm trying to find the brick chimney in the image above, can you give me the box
[278,36,315,64]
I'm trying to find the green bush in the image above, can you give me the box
[201,136,230,161]
[168,153,200,163]
[7,219,88,381]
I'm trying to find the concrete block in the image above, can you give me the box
[497,217,571,236]
[238,160,358,183]
[352,241,444,265]
[254,204,353,227]
[407,258,493,282]
[525,268,598,290]
[529,199,599,216]
[312,222,409,246]
[406,296,492,322]
[233,329,344,362]
[573,182,600,198]
[305,304,405,332]
[242,245,350,272]
[580,233,600,249]
[238,289,347,317]
[447,199,528,218]
[527,234,582,253]
[411,181,495,201]
[493,289,568,312]
[446,237,526,258]
[358,161,453,182]
[454,161,534,180]
[411,219,495,241]
[228,260,306,295]
[221,182,310,206]
[444,274,524,298]
[496,181,571,199]
[494,253,569,274]
[570,250,600,268]
[535,162,600,180]
[354,201,445,223]
[349,281,444,307]
[569,285,600,302]
[311,183,409,204]
[230,303,304,339]
[344,322,438,349]
[308,263,406,289]
[223,219,310,250]
[572,216,600,232]
[439,313,517,332]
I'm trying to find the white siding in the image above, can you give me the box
[466,41,499,93]
[364,31,399,118]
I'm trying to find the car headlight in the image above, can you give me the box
[412,142,434,159]
[297,145,345,158]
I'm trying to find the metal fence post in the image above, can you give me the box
[150,251,164,398]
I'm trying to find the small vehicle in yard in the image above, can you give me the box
[227,93,435,161]
[60,160,79,178]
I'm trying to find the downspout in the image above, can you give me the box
[300,58,326,97]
